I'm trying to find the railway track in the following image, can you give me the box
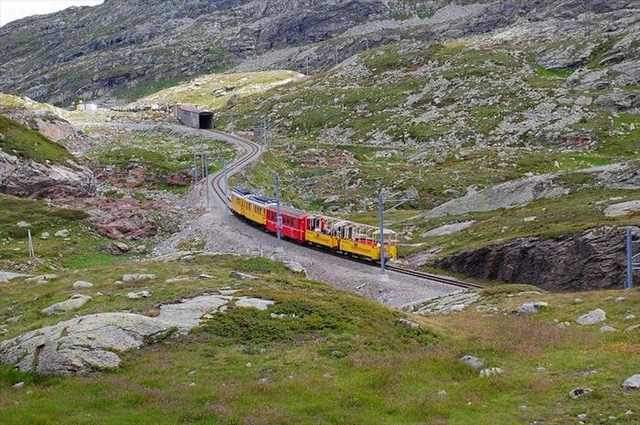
[206,129,482,291]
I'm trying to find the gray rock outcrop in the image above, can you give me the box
[422,221,476,238]
[0,150,95,198]
[437,226,636,291]
[1,293,276,375]
[424,175,568,219]
[0,313,172,375]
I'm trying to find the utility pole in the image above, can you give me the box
[378,188,386,273]
[27,229,35,259]
[274,173,282,241]
[626,228,635,289]
[203,152,210,211]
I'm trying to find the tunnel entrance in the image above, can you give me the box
[199,113,214,129]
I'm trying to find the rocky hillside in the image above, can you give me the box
[211,1,640,290]
[1,0,635,106]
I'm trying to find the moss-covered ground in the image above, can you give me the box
[0,255,638,424]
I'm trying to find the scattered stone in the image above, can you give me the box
[523,216,537,223]
[218,289,239,296]
[127,291,151,300]
[536,366,547,373]
[397,318,420,329]
[413,291,481,315]
[283,260,305,274]
[480,367,503,378]
[235,297,275,311]
[25,274,58,284]
[600,325,617,333]
[12,382,25,389]
[576,309,606,325]
[165,276,191,283]
[54,229,70,238]
[72,281,93,289]
[573,298,584,304]
[624,314,636,321]
[625,324,640,333]
[460,355,485,371]
[569,387,593,399]
[615,296,627,303]
[41,294,91,316]
[577,413,587,420]
[230,271,258,280]
[0,272,29,283]
[516,301,549,315]
[198,274,213,279]
[110,241,130,254]
[623,374,640,391]
[40,232,50,240]
[122,273,156,283]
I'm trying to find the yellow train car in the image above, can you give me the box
[305,216,339,249]
[230,189,273,226]
[327,219,399,262]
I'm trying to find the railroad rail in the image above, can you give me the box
[385,265,483,290]
[205,129,482,291]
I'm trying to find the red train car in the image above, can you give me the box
[266,206,307,242]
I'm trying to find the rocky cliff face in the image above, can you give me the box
[0,150,95,198]
[436,227,637,291]
[0,0,390,105]
[2,0,636,106]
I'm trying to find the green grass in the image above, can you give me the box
[0,115,74,164]
[89,128,235,189]
[113,78,184,102]
[0,194,121,272]
[0,255,638,423]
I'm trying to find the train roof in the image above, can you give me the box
[232,187,253,196]
[273,205,307,218]
[250,195,277,205]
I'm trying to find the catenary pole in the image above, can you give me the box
[379,189,385,273]
[275,173,282,241]
[626,228,634,289]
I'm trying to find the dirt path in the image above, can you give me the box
[151,126,460,309]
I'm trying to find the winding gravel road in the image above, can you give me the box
[154,126,460,309]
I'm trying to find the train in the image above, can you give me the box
[229,188,399,262]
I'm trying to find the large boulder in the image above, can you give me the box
[0,293,275,375]
[0,313,172,375]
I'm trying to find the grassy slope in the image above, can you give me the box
[130,71,305,111]
[0,256,638,424]
[0,115,73,164]
[0,194,122,271]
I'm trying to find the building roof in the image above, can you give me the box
[178,104,213,114]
